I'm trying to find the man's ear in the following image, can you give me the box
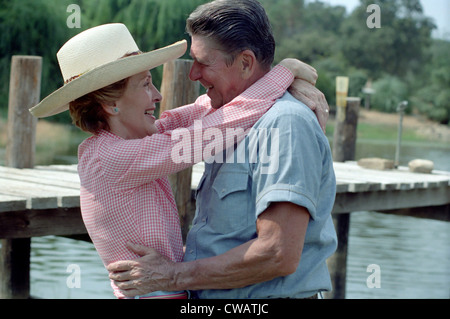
[238,50,257,80]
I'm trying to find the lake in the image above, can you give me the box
[8,139,450,299]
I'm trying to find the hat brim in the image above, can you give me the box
[29,40,187,118]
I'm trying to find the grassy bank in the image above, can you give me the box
[325,121,427,143]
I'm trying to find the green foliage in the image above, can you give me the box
[0,0,447,124]
[0,0,207,123]
[371,75,408,113]
[0,0,74,112]
[340,0,435,78]
[410,40,450,124]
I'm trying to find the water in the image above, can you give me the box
[22,140,450,298]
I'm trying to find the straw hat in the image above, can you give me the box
[29,23,187,118]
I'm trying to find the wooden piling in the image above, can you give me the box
[5,56,41,168]
[159,59,200,242]
[326,97,361,299]
[332,97,360,162]
[1,56,42,299]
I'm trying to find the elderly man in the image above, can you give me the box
[108,0,337,299]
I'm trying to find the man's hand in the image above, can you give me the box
[289,79,330,133]
[107,242,175,297]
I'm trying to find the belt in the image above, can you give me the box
[120,291,189,299]
[278,293,319,299]
[137,292,188,299]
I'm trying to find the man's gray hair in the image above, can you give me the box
[186,0,275,69]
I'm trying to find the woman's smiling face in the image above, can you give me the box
[112,70,162,139]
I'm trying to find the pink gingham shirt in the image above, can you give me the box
[77,65,294,297]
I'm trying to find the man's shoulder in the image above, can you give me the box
[256,92,316,127]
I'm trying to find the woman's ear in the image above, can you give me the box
[101,102,119,116]
[238,50,257,80]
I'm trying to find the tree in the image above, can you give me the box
[0,0,208,122]
[410,39,450,124]
[0,0,74,112]
[339,0,435,78]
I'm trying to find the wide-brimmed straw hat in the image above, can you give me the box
[29,23,187,118]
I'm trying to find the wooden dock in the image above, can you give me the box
[1,56,449,299]
[2,161,448,235]
[1,161,449,298]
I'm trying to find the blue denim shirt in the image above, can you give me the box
[184,93,337,299]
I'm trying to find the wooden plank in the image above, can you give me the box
[379,205,450,222]
[0,177,80,209]
[34,164,79,173]
[0,166,80,189]
[0,195,27,213]
[333,186,450,215]
[333,162,450,191]
[0,207,87,239]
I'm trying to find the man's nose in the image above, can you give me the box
[189,62,201,82]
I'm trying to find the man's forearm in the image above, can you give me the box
[170,202,308,291]
[107,202,308,296]
[171,238,286,291]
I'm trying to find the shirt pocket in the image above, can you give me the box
[210,169,250,234]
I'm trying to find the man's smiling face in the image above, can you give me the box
[188,35,248,109]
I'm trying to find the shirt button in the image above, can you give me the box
[189,250,194,254]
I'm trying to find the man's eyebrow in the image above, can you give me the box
[189,51,200,62]
[190,50,209,65]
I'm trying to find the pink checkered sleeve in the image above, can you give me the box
[156,65,293,133]
[100,65,294,192]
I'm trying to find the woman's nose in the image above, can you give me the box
[153,86,162,103]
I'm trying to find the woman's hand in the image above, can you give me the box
[288,79,330,133]
[279,58,317,85]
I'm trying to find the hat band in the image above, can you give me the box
[63,50,143,85]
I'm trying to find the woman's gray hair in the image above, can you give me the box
[186,0,275,69]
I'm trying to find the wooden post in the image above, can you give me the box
[332,97,360,162]
[326,97,360,299]
[5,56,41,168]
[1,56,42,299]
[324,211,350,299]
[159,59,200,242]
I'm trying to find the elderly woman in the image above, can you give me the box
[30,23,323,299]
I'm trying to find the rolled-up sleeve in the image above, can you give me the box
[253,100,325,221]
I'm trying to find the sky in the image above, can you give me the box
[310,0,450,40]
